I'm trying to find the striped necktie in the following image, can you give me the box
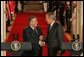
[34,29,38,35]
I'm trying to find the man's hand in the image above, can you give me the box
[39,35,45,46]
[39,35,44,41]
[39,41,45,46]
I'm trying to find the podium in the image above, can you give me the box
[62,42,83,56]
[1,41,83,56]
[1,42,32,56]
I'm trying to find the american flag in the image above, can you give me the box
[6,1,11,20]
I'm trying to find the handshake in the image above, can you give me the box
[39,35,45,47]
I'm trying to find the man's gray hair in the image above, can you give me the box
[47,12,56,20]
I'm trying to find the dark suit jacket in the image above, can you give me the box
[46,22,63,51]
[21,26,42,56]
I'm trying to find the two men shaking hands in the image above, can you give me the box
[21,12,63,56]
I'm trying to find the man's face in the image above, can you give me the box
[30,18,38,27]
[45,14,51,24]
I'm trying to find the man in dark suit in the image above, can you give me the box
[45,12,63,56]
[21,16,44,56]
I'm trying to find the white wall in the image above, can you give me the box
[77,1,83,42]
[1,1,6,56]
[80,1,83,42]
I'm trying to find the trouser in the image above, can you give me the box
[48,47,58,56]
[33,48,42,56]
[21,47,42,56]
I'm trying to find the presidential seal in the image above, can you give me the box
[72,40,82,51]
[11,41,21,51]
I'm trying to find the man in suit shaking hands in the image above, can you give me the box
[45,12,63,56]
[21,16,45,56]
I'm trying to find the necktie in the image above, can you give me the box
[33,29,40,49]
[34,28,38,37]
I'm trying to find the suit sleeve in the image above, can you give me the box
[56,24,63,51]
[23,29,30,42]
